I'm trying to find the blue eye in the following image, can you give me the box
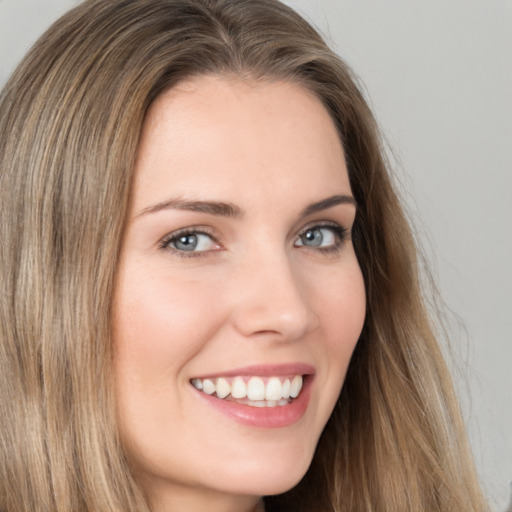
[162,230,218,254]
[295,224,346,250]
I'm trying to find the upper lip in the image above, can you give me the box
[191,363,315,380]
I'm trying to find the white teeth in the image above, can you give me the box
[216,377,231,399]
[290,375,303,398]
[202,379,216,395]
[191,374,305,404]
[191,378,203,391]
[265,377,282,401]
[246,399,288,408]
[282,378,291,399]
[247,377,265,401]
[231,377,247,399]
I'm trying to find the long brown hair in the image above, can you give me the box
[0,0,486,510]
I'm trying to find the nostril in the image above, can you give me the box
[228,256,320,340]
[232,302,318,341]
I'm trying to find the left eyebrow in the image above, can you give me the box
[136,198,243,218]
[301,194,356,217]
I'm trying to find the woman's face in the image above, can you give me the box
[113,75,366,511]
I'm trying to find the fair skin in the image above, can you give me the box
[113,75,366,512]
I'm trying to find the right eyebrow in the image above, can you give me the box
[136,198,244,218]
[300,194,357,217]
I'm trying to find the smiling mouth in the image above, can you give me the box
[191,375,304,408]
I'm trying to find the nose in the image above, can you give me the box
[229,252,320,342]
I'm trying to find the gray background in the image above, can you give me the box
[1,0,511,510]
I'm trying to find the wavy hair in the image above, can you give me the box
[0,0,486,510]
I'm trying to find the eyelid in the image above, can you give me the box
[159,226,222,257]
[297,220,349,238]
[294,221,350,250]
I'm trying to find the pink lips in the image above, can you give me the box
[191,363,315,428]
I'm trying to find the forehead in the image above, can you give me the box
[132,75,350,213]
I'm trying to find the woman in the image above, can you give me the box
[0,0,487,511]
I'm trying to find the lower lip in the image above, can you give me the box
[193,376,313,428]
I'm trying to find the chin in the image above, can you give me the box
[212,444,315,497]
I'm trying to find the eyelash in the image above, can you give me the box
[296,222,349,255]
[159,227,219,258]
[159,222,350,259]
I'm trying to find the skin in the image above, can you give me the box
[112,75,366,512]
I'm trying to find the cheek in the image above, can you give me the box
[312,262,366,396]
[317,262,366,349]
[111,277,234,474]
[113,267,223,375]
[111,267,228,459]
